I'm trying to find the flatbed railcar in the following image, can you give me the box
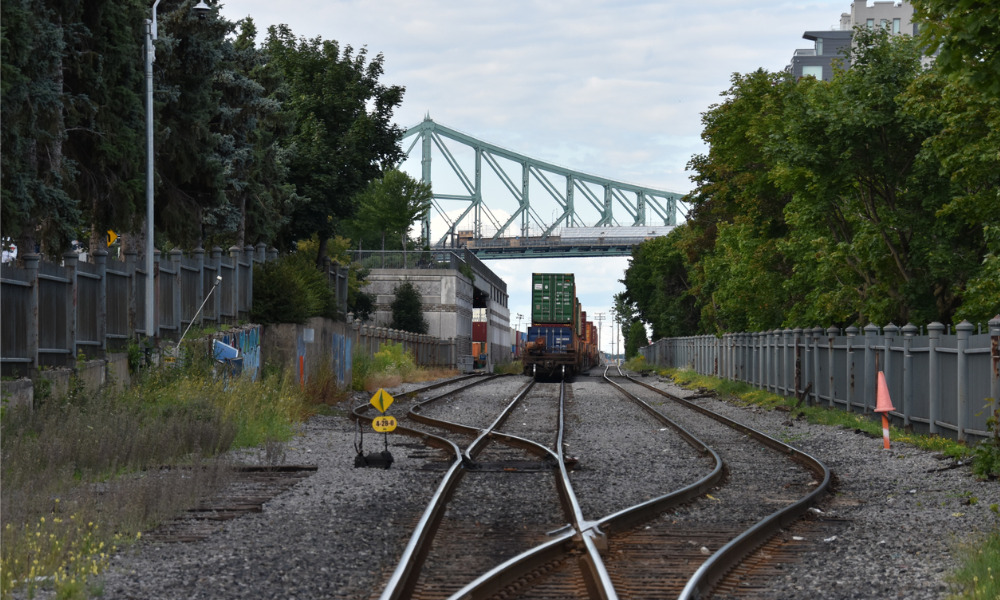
[522,273,598,378]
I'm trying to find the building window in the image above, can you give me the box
[881,19,889,29]
[867,18,875,29]
[815,37,824,55]
[893,18,901,34]
[802,65,823,79]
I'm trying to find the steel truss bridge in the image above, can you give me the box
[400,117,686,259]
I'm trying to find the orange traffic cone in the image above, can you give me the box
[874,371,894,449]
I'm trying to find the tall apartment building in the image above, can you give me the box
[786,1,915,81]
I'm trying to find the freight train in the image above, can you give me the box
[522,273,599,378]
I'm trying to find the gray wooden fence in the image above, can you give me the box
[0,244,349,377]
[640,319,1000,443]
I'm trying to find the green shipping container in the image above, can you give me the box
[531,273,576,324]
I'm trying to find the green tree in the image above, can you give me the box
[150,0,231,248]
[61,0,147,253]
[774,28,964,325]
[908,2,1000,323]
[347,169,431,250]
[204,17,299,249]
[683,69,796,332]
[619,230,698,339]
[624,320,648,359]
[1,0,82,256]
[390,280,428,334]
[265,26,405,263]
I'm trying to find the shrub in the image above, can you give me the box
[352,341,418,391]
[251,252,337,324]
[390,280,428,334]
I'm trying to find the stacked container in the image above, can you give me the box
[473,307,488,368]
[524,273,599,376]
[531,274,576,325]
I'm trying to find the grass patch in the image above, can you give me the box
[623,355,655,374]
[660,367,978,458]
[948,526,1000,599]
[493,360,523,375]
[1,348,311,600]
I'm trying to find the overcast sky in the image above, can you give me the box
[219,0,851,352]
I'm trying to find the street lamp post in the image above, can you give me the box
[144,0,211,339]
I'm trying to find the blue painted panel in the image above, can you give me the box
[527,326,574,352]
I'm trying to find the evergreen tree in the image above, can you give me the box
[1,0,81,256]
[63,0,147,253]
[199,17,300,250]
[390,280,427,334]
[150,0,231,248]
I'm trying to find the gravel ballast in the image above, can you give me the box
[82,374,1000,599]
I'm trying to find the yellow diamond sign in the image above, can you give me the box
[369,388,394,413]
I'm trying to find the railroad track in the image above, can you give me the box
[144,464,319,543]
[354,368,831,599]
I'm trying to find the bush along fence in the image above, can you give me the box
[640,318,1000,444]
[0,245,350,378]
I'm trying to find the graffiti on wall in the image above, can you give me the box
[220,326,262,381]
[332,333,352,387]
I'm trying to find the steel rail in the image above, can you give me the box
[617,372,832,600]
[595,366,725,536]
[376,377,548,599]
[395,373,488,400]
[446,378,619,600]
[448,368,731,600]
[349,374,507,600]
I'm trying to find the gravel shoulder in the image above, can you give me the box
[84,375,1000,600]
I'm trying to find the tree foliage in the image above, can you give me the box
[347,169,431,251]
[0,6,405,269]
[624,25,998,339]
[623,320,648,360]
[912,0,1000,97]
[264,26,405,263]
[1,0,84,255]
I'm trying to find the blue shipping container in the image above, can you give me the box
[527,325,574,352]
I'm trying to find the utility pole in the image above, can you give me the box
[594,312,605,363]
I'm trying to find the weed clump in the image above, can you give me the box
[0,350,309,599]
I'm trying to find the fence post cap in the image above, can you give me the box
[902,323,919,335]
[990,315,1000,333]
[864,323,880,334]
[956,320,974,333]
[927,322,945,332]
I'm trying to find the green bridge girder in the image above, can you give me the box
[400,117,685,257]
